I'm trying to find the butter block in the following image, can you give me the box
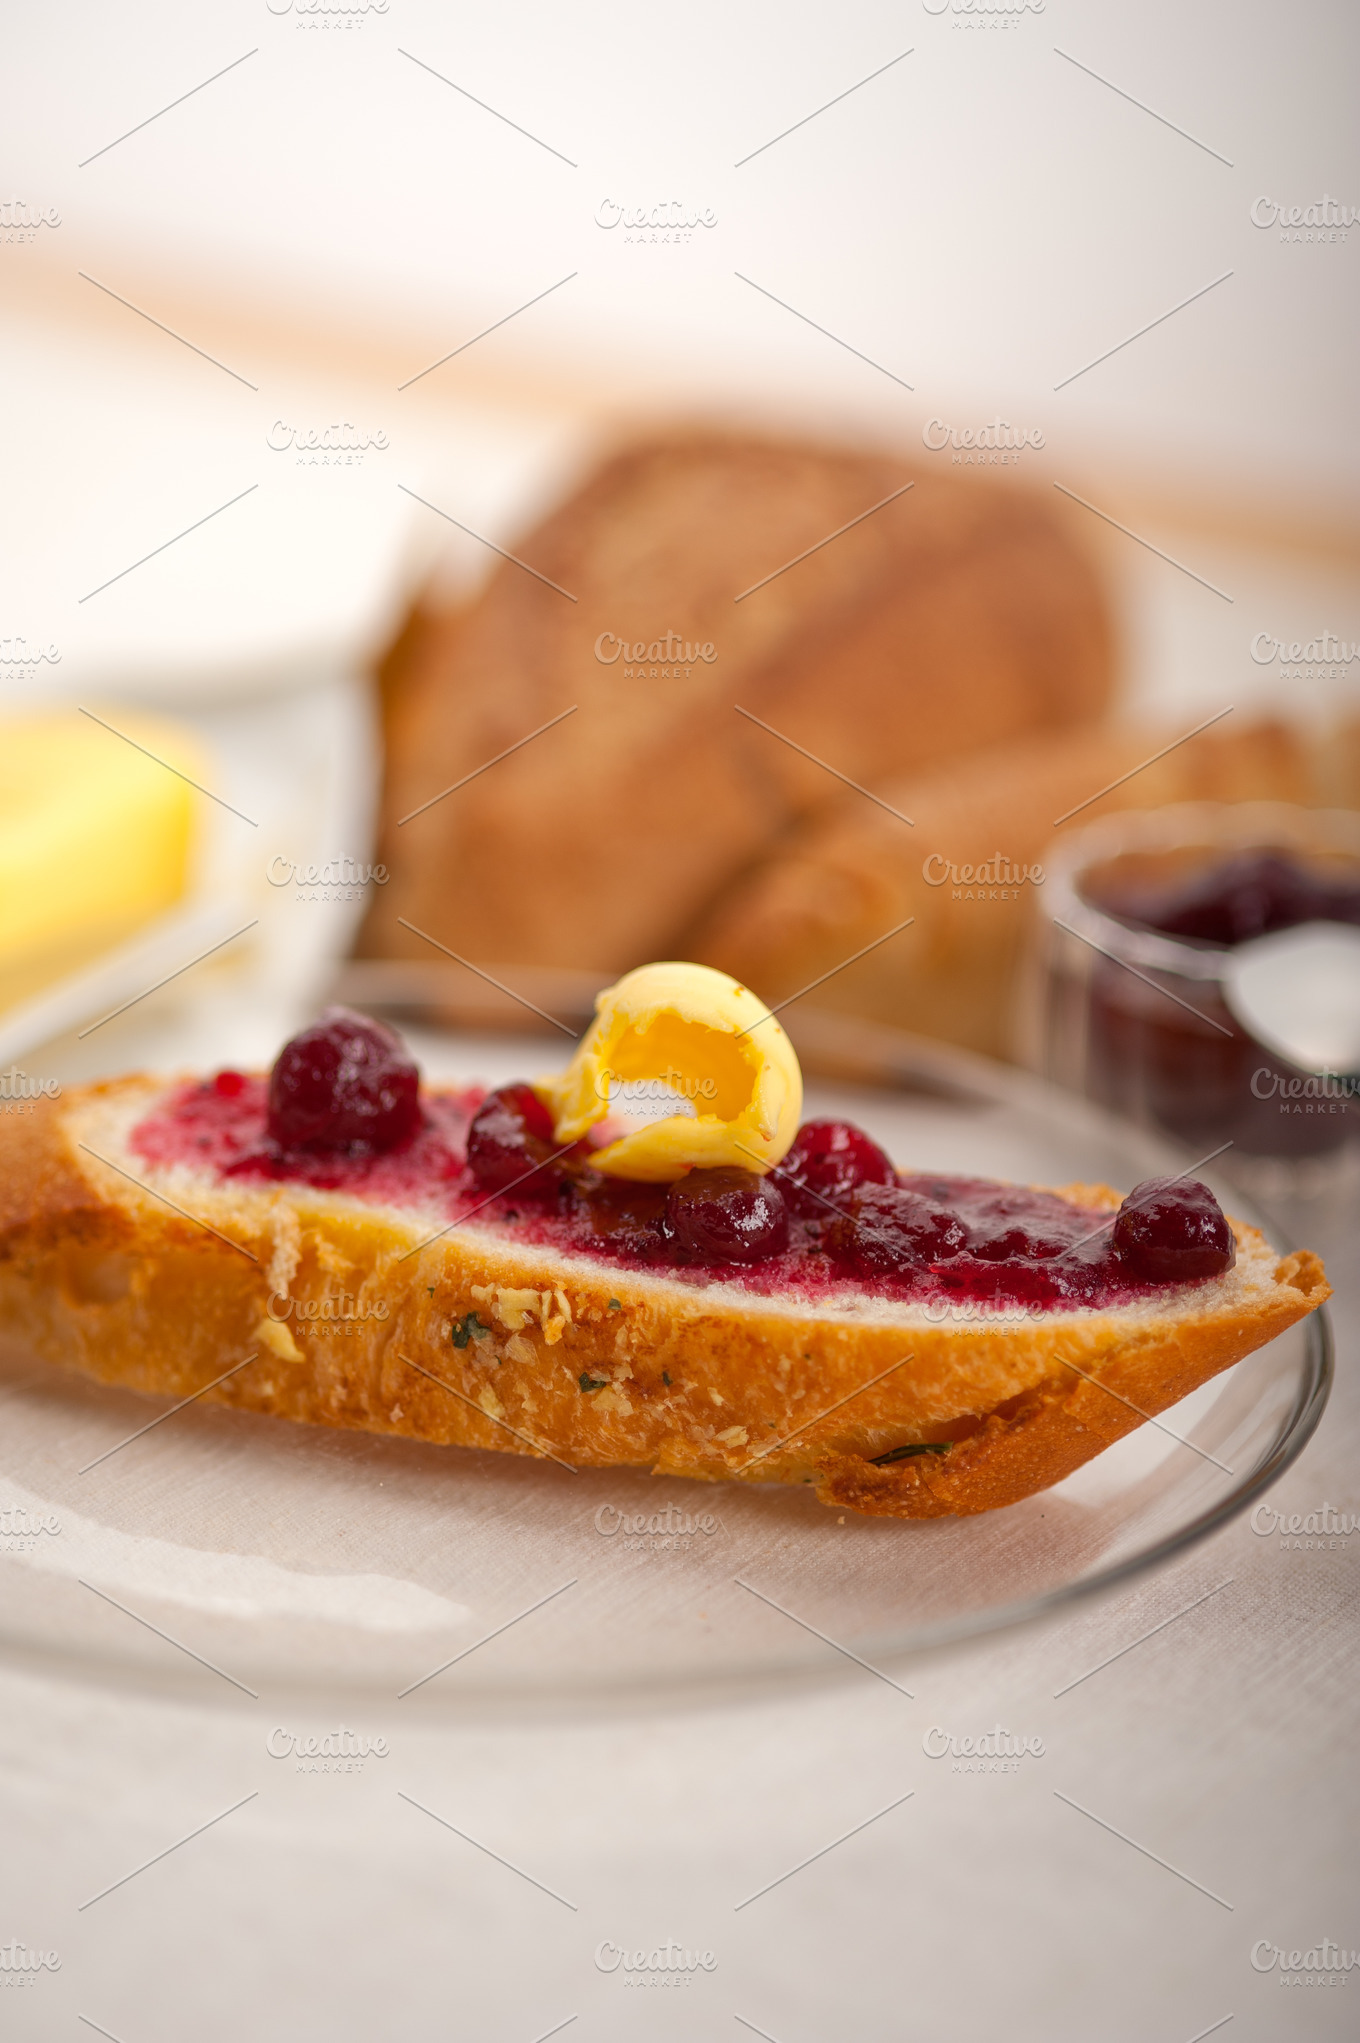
[0,710,202,1010]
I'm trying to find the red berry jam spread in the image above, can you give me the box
[128,1022,1236,1311]
[132,1067,478,1205]
[1080,852,1360,1160]
[1092,848,1360,947]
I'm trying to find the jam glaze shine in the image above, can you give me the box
[1078,847,1360,1159]
[129,1070,1235,1314]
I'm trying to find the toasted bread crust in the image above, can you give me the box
[0,1081,1329,1517]
[359,431,1114,977]
[691,717,1321,1061]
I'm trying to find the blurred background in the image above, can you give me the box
[2,0,1358,1128]
[3,10,1359,2043]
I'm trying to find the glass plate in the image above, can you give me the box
[0,1022,1330,1710]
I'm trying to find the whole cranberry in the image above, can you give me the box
[666,1168,789,1264]
[466,1083,561,1196]
[1113,1178,1235,1282]
[778,1119,895,1218]
[829,1183,968,1277]
[267,1008,420,1153]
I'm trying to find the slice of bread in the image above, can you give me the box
[0,1079,1327,1518]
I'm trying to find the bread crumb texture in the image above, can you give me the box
[0,1078,1329,1518]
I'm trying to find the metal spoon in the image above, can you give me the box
[1222,921,1360,1077]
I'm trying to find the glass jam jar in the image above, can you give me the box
[1023,803,1360,1168]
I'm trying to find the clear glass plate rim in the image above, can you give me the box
[839,1302,1333,1673]
[0,1021,1336,1710]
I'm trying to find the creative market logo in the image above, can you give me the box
[923,1724,1046,1773]
[0,1507,62,1552]
[1251,1936,1356,1987]
[595,199,717,245]
[592,1066,719,1107]
[923,0,1044,25]
[1252,195,1356,244]
[0,1943,61,1987]
[593,1501,722,1550]
[594,1939,717,1987]
[1250,630,1359,681]
[267,854,389,902]
[1251,1501,1358,1550]
[594,631,716,678]
[267,0,388,24]
[1250,1068,1355,1119]
[0,637,60,676]
[268,422,388,465]
[267,1725,390,1773]
[923,418,1044,465]
[921,1297,1048,1328]
[0,1068,62,1116]
[267,1292,390,1337]
[922,852,1045,901]
[0,201,61,243]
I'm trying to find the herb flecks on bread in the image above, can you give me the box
[0,988,1328,1518]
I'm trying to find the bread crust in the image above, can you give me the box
[359,431,1113,977]
[691,718,1318,1061]
[0,1081,1328,1518]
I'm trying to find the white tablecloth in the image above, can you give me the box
[1,1175,1352,2043]
[3,4,1357,2032]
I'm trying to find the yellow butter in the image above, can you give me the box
[540,961,803,1182]
[0,710,201,1008]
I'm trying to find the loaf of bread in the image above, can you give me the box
[0,1079,1326,1519]
[360,431,1114,976]
[690,717,1330,1061]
